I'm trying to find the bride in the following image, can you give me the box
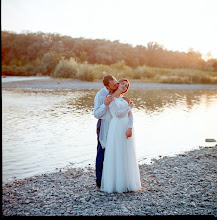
[100,79,141,193]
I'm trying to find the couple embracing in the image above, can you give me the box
[94,75,141,193]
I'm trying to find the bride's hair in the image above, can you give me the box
[118,78,130,94]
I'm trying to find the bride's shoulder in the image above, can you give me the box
[110,95,120,100]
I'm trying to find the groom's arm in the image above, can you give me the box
[94,95,113,119]
[94,96,107,119]
[122,96,132,104]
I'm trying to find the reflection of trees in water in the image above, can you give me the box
[64,90,96,113]
[55,89,217,115]
[35,90,96,116]
[127,89,217,114]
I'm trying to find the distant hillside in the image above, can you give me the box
[1,31,217,83]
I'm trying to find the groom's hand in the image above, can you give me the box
[122,96,131,104]
[126,128,132,138]
[104,95,114,106]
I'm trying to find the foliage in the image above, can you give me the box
[2,30,217,84]
[50,58,217,84]
[53,57,78,78]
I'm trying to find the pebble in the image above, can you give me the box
[2,146,217,216]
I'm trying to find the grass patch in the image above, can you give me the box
[51,58,217,84]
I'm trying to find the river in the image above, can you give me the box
[2,77,217,183]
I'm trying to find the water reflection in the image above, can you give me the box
[127,89,215,114]
[62,89,217,116]
[2,89,217,183]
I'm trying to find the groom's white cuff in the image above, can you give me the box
[101,103,107,109]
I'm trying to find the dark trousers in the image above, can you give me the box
[95,119,105,184]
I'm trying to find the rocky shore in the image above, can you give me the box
[2,146,217,216]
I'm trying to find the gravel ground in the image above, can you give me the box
[2,146,217,216]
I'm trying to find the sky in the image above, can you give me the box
[2,0,217,59]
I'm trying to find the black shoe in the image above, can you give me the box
[96,182,101,188]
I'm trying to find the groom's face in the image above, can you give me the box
[107,78,119,92]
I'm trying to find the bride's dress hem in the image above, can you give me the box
[100,188,141,194]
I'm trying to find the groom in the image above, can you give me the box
[94,75,132,188]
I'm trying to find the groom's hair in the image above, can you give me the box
[102,75,114,86]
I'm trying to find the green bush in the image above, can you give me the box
[76,62,96,81]
[46,57,217,84]
[53,58,78,78]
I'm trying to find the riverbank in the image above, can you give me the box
[2,76,217,91]
[2,146,216,216]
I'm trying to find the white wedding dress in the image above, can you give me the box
[100,97,141,193]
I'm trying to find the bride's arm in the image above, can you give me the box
[109,100,131,118]
[126,110,133,138]
[128,110,133,128]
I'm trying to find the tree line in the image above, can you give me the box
[2,30,217,77]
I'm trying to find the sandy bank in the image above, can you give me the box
[2,76,217,91]
[2,146,216,216]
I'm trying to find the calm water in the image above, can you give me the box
[2,88,217,183]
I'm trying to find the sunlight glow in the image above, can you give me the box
[2,0,217,58]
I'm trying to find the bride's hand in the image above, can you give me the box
[126,128,132,138]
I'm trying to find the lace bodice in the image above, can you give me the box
[109,97,133,128]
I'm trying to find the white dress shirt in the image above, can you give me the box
[94,87,110,120]
[94,87,133,149]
